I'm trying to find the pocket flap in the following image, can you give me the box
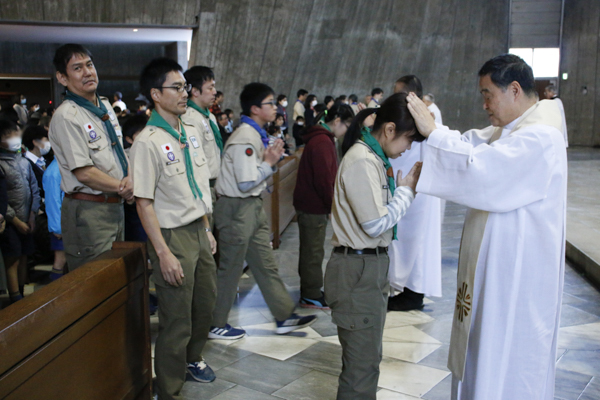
[331,312,375,331]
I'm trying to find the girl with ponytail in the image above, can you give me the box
[324,92,424,399]
[293,103,354,310]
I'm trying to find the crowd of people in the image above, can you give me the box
[0,43,570,400]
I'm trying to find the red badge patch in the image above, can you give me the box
[245,148,254,156]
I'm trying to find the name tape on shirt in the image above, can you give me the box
[189,136,200,149]
[202,120,210,132]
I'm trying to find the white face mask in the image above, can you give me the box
[297,122,304,126]
[4,137,22,152]
[282,100,288,107]
[311,100,317,107]
[20,98,27,105]
[33,106,40,112]
[39,141,52,156]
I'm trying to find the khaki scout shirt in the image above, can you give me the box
[216,123,267,198]
[130,121,212,229]
[181,106,221,179]
[49,97,125,195]
[331,141,393,249]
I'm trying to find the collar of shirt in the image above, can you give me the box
[25,150,43,165]
[500,115,521,138]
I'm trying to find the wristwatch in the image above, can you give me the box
[204,227,211,232]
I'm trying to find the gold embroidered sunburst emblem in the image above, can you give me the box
[455,282,471,322]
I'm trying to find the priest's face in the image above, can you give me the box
[479,74,519,127]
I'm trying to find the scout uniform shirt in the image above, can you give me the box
[216,123,268,198]
[130,121,212,229]
[181,107,221,180]
[49,96,124,195]
[331,141,393,250]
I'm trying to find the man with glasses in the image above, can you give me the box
[131,58,217,399]
[210,82,317,339]
[49,43,132,270]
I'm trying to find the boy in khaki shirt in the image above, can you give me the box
[209,83,317,339]
[181,66,223,221]
[131,58,217,400]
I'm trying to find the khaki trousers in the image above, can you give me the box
[148,219,217,400]
[61,197,124,270]
[212,196,295,327]
[297,211,328,299]
[324,250,390,400]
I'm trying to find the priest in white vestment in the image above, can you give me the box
[544,84,568,148]
[407,54,567,400]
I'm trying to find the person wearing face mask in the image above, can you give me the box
[48,43,132,271]
[324,92,423,400]
[292,115,305,147]
[293,103,354,310]
[276,94,289,134]
[0,119,41,303]
[23,125,52,198]
[304,94,318,127]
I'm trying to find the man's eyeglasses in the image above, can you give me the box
[261,101,277,108]
[157,84,192,93]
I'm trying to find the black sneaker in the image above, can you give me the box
[276,313,317,334]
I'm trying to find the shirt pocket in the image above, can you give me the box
[86,136,115,173]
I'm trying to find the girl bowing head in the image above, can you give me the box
[325,92,424,400]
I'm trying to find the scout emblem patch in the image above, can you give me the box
[167,152,175,161]
[245,147,254,156]
[84,122,100,142]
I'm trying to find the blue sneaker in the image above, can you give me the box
[208,324,246,340]
[276,313,317,335]
[299,294,330,310]
[187,361,216,383]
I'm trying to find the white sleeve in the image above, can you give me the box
[361,186,415,238]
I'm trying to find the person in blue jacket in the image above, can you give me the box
[42,158,66,281]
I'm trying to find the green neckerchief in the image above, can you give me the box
[361,126,397,240]
[65,91,128,176]
[147,110,203,200]
[318,119,332,133]
[187,99,224,154]
[0,147,21,155]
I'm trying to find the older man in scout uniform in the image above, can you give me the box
[182,65,223,225]
[49,43,133,270]
[132,57,218,400]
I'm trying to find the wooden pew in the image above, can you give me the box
[262,149,303,249]
[0,242,151,400]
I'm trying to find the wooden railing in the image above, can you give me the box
[0,242,151,400]
[262,149,302,249]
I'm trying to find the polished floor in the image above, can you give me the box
[150,196,600,400]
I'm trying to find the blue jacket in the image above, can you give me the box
[42,159,64,234]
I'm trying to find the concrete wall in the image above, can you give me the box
[560,0,600,147]
[190,0,510,132]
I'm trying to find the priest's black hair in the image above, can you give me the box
[479,54,536,97]
[395,75,423,99]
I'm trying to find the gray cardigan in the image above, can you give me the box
[0,151,40,223]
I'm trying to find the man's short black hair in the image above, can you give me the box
[479,54,536,97]
[53,44,93,75]
[140,57,183,107]
[23,125,48,150]
[224,108,233,116]
[396,75,423,99]
[297,89,308,98]
[371,88,384,96]
[184,66,214,93]
[0,119,19,140]
[240,82,275,116]
[348,94,358,102]
[216,112,228,120]
[277,94,287,103]
[216,91,224,98]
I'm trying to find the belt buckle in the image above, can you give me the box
[103,194,109,203]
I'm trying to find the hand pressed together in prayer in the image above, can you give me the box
[397,161,423,192]
[264,139,285,166]
[407,92,437,137]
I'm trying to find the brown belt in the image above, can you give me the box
[65,192,123,204]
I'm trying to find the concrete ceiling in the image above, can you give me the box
[0,23,192,45]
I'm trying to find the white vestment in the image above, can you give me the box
[416,100,567,400]
[552,96,568,147]
[388,140,442,297]
[428,102,443,125]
